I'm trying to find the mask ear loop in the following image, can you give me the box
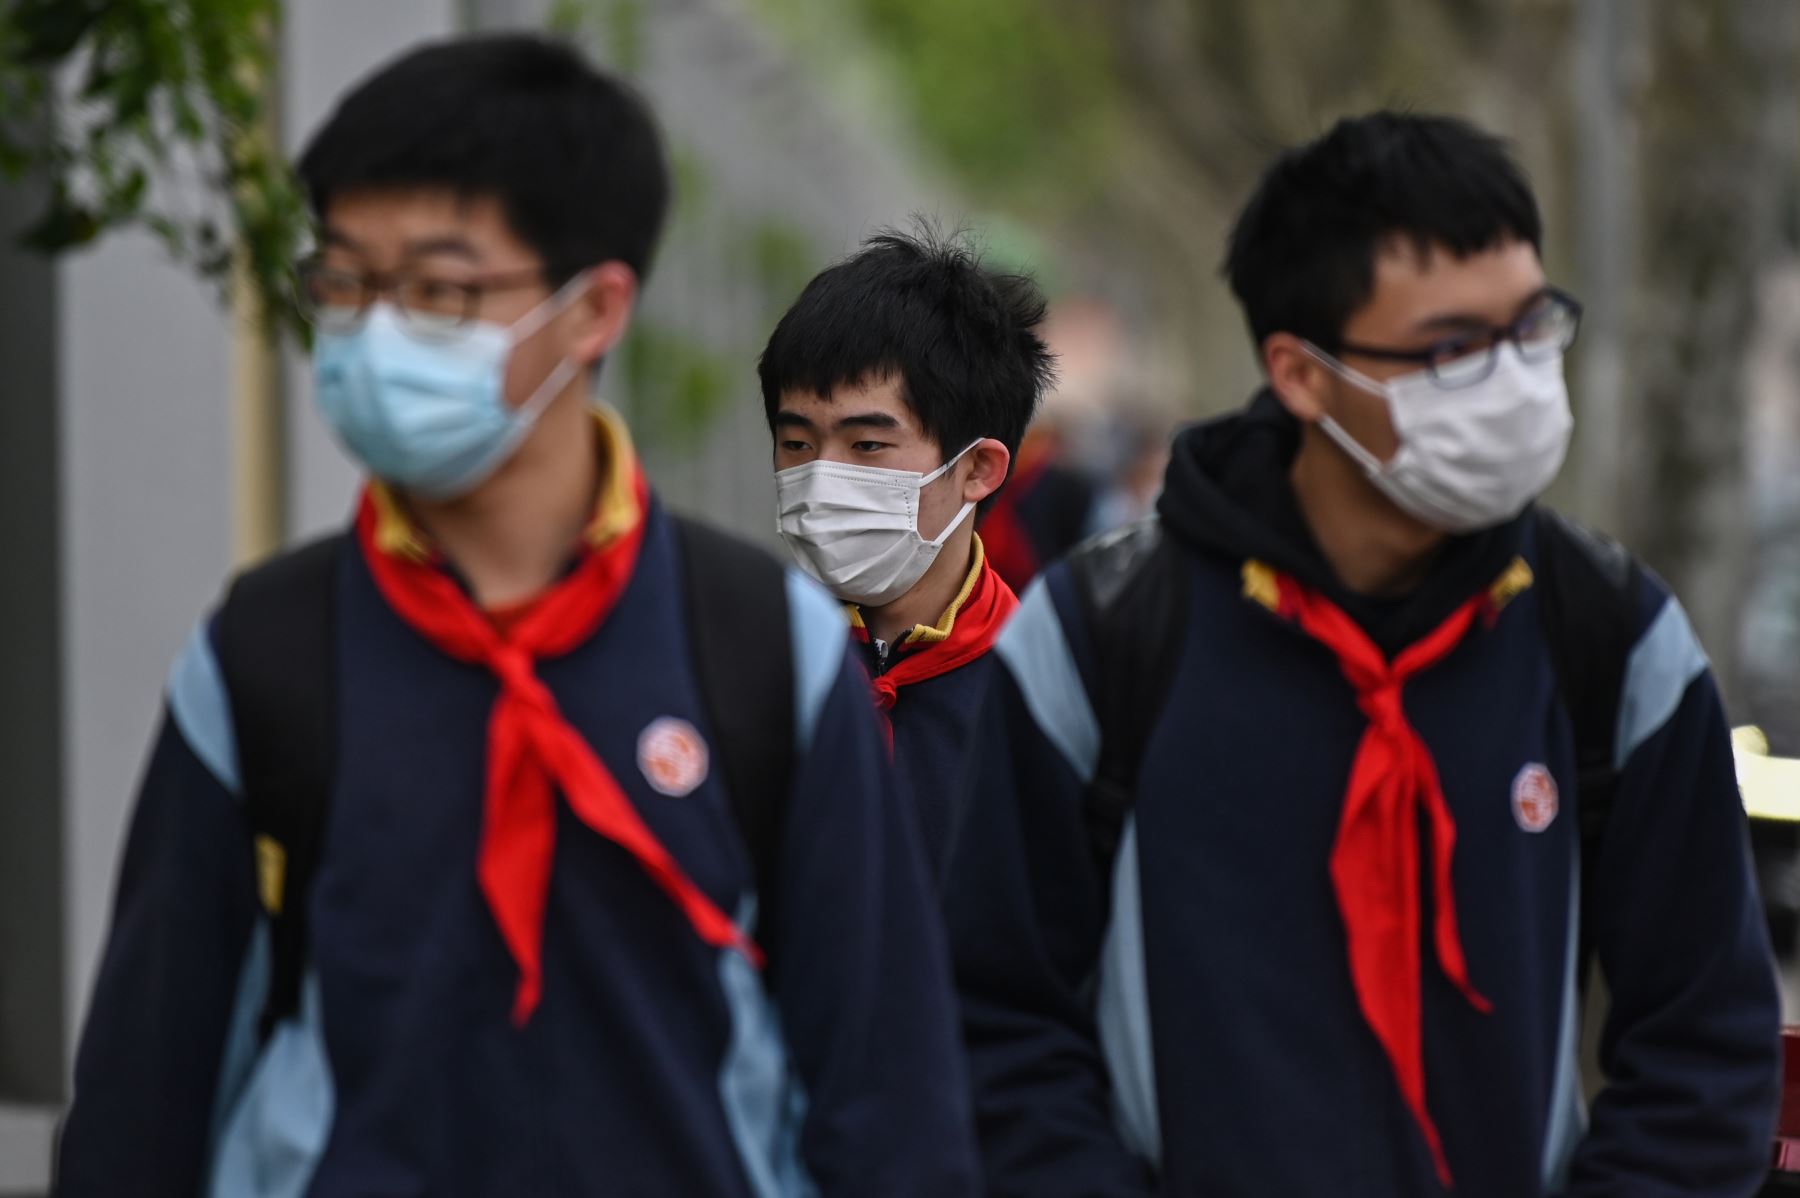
[504,270,597,423]
[1298,342,1397,479]
[506,269,596,346]
[919,439,985,547]
[918,440,983,486]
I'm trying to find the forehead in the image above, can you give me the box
[1345,236,1546,339]
[780,372,928,436]
[318,187,537,268]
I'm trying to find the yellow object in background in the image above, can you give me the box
[1736,726,1800,823]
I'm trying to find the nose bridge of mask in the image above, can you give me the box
[778,438,981,494]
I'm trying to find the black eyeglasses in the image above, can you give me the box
[294,255,550,340]
[1331,287,1583,390]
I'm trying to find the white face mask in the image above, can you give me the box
[775,442,980,607]
[1304,341,1573,533]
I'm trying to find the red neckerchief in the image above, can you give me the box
[354,476,759,1024]
[861,557,1018,732]
[1269,570,1492,1189]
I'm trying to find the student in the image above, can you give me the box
[57,35,976,1197]
[759,229,1055,871]
[944,112,1780,1197]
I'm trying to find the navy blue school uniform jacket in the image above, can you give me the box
[59,415,978,1198]
[848,537,1014,877]
[943,394,1781,1197]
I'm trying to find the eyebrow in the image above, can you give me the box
[1410,286,1554,336]
[318,230,484,264]
[832,411,902,432]
[403,236,482,262]
[773,410,904,433]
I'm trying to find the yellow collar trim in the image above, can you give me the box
[1242,559,1281,612]
[1241,555,1536,615]
[368,404,642,562]
[906,536,987,645]
[1488,556,1535,612]
[843,536,989,646]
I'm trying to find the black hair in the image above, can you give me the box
[1224,111,1542,350]
[758,227,1056,484]
[296,33,669,284]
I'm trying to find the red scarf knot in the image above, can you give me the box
[1269,570,1493,1189]
[354,475,760,1026]
[861,554,1018,722]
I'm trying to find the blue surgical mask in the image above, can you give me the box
[313,273,589,499]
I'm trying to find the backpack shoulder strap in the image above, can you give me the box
[1066,518,1191,899]
[212,534,343,1038]
[1533,507,1641,978]
[673,517,796,971]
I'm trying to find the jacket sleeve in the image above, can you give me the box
[1560,588,1782,1197]
[56,622,260,1196]
[773,576,980,1198]
[940,576,1159,1197]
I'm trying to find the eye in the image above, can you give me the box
[1425,333,1493,369]
[779,440,812,453]
[852,441,888,453]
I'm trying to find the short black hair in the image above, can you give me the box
[1224,111,1542,350]
[758,228,1055,479]
[297,33,669,284]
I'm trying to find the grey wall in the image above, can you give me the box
[56,231,237,1053]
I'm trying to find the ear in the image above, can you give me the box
[568,262,639,366]
[961,438,1012,505]
[1263,332,1332,423]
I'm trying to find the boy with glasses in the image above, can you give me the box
[944,112,1779,1197]
[58,35,976,1198]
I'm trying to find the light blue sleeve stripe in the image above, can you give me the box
[1096,816,1161,1167]
[207,921,272,1157]
[993,579,1100,783]
[167,620,241,796]
[717,899,818,1198]
[1614,597,1709,770]
[1540,843,1588,1190]
[206,971,334,1198]
[785,570,848,755]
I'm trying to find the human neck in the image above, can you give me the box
[861,524,975,647]
[408,392,600,608]
[1290,424,1445,598]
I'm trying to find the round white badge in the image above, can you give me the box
[637,717,710,798]
[1511,763,1559,833]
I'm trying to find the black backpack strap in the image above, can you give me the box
[212,534,343,1039]
[1533,507,1641,983]
[673,517,796,974]
[1066,519,1191,905]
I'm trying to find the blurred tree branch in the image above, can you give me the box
[0,0,309,338]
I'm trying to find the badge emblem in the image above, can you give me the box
[638,717,710,797]
[1512,763,1559,833]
